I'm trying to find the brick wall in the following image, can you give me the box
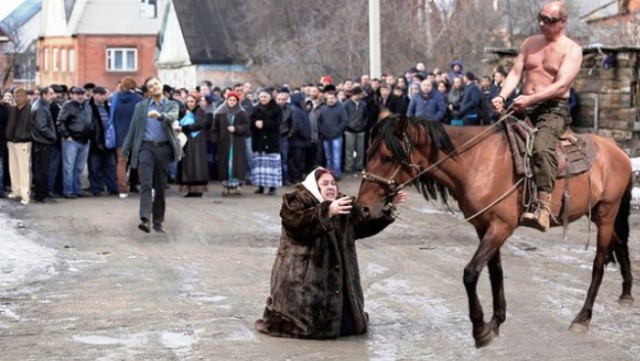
[39,34,157,90]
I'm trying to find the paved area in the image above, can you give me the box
[1,176,639,360]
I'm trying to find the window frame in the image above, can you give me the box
[69,48,76,72]
[43,48,49,72]
[52,47,59,71]
[61,48,67,72]
[106,47,138,72]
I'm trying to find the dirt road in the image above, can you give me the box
[1,176,639,360]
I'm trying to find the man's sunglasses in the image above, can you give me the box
[537,13,563,25]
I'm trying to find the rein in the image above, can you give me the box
[364,111,514,193]
[362,111,518,224]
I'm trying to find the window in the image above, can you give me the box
[69,49,76,72]
[61,49,67,72]
[139,0,157,18]
[43,48,49,72]
[106,48,137,72]
[52,48,59,71]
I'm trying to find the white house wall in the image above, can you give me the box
[158,65,197,89]
[41,0,162,37]
[155,0,191,68]
[40,0,67,36]
[72,0,162,35]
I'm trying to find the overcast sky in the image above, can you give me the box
[0,0,25,23]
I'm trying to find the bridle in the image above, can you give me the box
[361,131,422,200]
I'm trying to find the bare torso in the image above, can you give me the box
[521,34,579,99]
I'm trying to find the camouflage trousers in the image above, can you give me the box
[525,99,571,194]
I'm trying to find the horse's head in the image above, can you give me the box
[356,115,455,218]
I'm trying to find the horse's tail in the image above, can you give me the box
[608,176,632,264]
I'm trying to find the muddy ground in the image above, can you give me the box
[1,175,639,361]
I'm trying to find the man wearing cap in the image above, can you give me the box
[459,72,483,126]
[492,1,582,231]
[88,86,117,196]
[121,76,181,233]
[58,86,94,198]
[5,88,32,204]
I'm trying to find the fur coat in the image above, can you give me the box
[255,184,396,339]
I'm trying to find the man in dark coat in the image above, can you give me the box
[255,167,407,339]
[317,89,348,179]
[343,86,368,173]
[30,86,58,202]
[58,86,94,198]
[406,79,446,122]
[88,86,117,196]
[287,92,311,184]
[459,72,483,126]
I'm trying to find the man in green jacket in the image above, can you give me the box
[121,77,182,233]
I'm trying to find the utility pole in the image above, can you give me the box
[369,0,381,78]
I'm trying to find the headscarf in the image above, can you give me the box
[214,97,244,120]
[301,167,335,203]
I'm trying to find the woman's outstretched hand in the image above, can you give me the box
[329,196,352,217]
[392,191,408,205]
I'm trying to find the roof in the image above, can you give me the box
[170,0,248,65]
[64,0,76,21]
[0,0,42,32]
[0,27,9,42]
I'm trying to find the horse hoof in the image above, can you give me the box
[474,328,497,348]
[618,295,634,307]
[569,323,589,333]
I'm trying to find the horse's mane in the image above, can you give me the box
[369,115,455,206]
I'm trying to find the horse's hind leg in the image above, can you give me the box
[570,213,616,332]
[487,249,507,334]
[613,238,634,305]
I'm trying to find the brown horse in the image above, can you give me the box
[356,115,633,348]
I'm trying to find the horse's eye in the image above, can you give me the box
[382,155,394,163]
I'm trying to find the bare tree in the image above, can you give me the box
[212,0,627,86]
[1,19,25,89]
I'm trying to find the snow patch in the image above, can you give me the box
[0,210,58,290]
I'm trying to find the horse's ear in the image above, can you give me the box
[395,115,408,137]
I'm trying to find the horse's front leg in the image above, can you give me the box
[487,249,507,334]
[463,227,508,348]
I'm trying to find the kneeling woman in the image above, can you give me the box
[255,167,407,339]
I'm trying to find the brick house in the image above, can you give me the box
[38,0,163,90]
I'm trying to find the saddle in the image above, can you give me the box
[503,117,596,179]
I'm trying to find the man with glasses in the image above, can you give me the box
[492,1,582,231]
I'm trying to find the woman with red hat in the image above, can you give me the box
[212,91,249,195]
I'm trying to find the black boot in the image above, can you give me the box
[267,187,277,196]
[254,186,264,194]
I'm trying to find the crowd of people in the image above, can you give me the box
[0,59,516,207]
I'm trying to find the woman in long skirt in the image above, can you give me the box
[250,90,283,196]
[212,91,249,195]
[177,94,209,197]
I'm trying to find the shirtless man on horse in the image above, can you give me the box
[492,0,582,231]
